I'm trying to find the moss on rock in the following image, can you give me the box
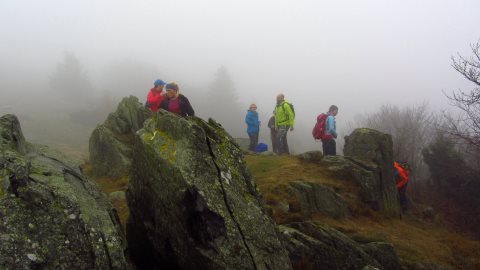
[127,112,292,270]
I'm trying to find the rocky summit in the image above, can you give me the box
[89,96,151,178]
[126,111,292,270]
[0,114,128,269]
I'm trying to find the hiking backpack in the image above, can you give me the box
[312,113,331,140]
[287,102,295,117]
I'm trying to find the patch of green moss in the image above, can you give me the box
[142,128,176,164]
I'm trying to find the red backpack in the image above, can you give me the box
[312,113,332,140]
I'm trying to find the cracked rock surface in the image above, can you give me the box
[0,114,128,270]
[126,111,292,270]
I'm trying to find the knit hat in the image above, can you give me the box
[154,79,166,87]
[165,82,179,91]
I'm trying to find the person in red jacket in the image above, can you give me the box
[394,161,409,210]
[146,79,166,112]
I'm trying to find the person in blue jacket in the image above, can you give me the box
[323,105,339,155]
[245,104,260,151]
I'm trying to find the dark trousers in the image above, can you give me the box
[270,129,278,153]
[398,183,408,211]
[276,126,290,155]
[248,132,259,151]
[322,139,336,156]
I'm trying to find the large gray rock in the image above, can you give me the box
[279,222,384,270]
[288,180,350,218]
[0,114,27,154]
[321,156,383,211]
[362,242,402,270]
[89,96,151,178]
[343,128,400,217]
[296,151,323,163]
[0,114,128,270]
[127,112,292,270]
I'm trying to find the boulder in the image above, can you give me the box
[0,114,128,270]
[296,151,323,163]
[0,114,27,154]
[288,180,350,218]
[279,222,382,270]
[321,156,383,211]
[127,112,292,270]
[362,242,402,270]
[89,96,151,178]
[343,128,400,217]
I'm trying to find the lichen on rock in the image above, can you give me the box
[127,111,292,270]
[0,114,128,270]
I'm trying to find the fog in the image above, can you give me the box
[1,0,479,158]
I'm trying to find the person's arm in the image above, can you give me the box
[183,96,195,116]
[267,117,274,129]
[396,170,408,188]
[159,99,168,111]
[326,116,337,138]
[245,112,252,126]
[285,103,294,130]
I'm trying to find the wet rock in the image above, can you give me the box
[343,128,400,217]
[127,112,292,270]
[0,114,128,270]
[288,180,350,218]
[279,222,382,270]
[362,242,402,270]
[296,151,323,163]
[89,96,151,178]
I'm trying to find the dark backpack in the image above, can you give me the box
[312,113,332,140]
[279,102,295,118]
[287,102,295,117]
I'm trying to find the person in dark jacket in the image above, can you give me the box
[267,111,278,153]
[245,104,260,151]
[159,82,195,117]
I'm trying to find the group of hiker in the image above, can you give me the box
[146,79,409,211]
[145,79,194,117]
[243,95,409,211]
[245,94,339,156]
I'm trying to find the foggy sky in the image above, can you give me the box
[1,0,479,154]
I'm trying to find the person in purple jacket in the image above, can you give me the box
[159,82,195,117]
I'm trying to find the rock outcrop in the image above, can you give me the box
[127,112,292,270]
[279,222,402,270]
[288,180,350,218]
[0,114,128,269]
[296,151,323,163]
[89,96,151,178]
[343,128,400,217]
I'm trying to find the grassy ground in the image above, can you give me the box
[85,153,480,269]
[246,154,480,269]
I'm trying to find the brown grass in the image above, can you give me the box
[245,154,480,269]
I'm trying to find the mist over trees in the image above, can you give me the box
[49,52,94,105]
[444,40,480,152]
[99,60,161,100]
[203,66,245,137]
[348,103,437,180]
